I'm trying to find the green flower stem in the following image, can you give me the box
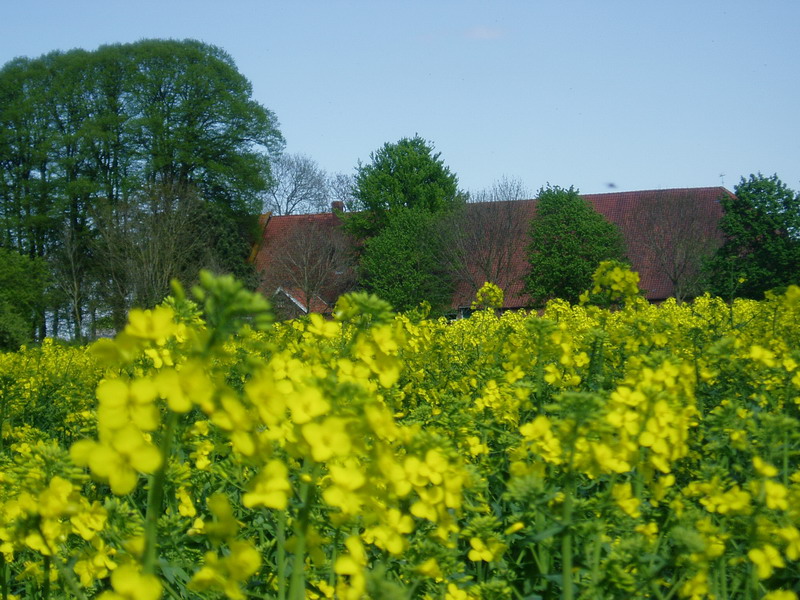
[42,555,50,600]
[34,527,87,600]
[0,395,6,454]
[587,520,604,592]
[748,562,759,600]
[783,429,789,487]
[50,550,88,600]
[1,553,7,600]
[143,409,179,575]
[329,527,341,591]
[561,473,575,600]
[661,571,690,600]
[289,462,316,600]
[717,560,728,600]
[533,511,550,576]
[277,511,287,600]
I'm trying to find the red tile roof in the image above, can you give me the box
[587,187,729,301]
[253,187,731,312]
[451,186,730,307]
[252,210,352,315]
[251,211,343,278]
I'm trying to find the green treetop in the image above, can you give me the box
[345,135,462,240]
[526,185,626,305]
[706,173,800,299]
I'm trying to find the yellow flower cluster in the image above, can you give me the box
[471,281,504,311]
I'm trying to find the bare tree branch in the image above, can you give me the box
[328,172,356,209]
[626,192,722,302]
[264,153,329,215]
[92,183,211,318]
[261,217,356,318]
[445,177,531,296]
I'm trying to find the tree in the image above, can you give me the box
[526,185,626,305]
[359,208,453,313]
[328,172,356,209]
[125,39,283,213]
[706,173,800,299]
[92,184,210,321]
[343,136,463,312]
[468,175,530,204]
[264,153,329,215]
[446,176,531,296]
[0,248,49,349]
[345,135,462,239]
[0,39,284,338]
[627,191,722,302]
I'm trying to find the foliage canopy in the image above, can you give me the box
[526,185,626,305]
[0,247,49,349]
[345,135,462,240]
[359,207,453,313]
[0,39,283,337]
[706,173,800,299]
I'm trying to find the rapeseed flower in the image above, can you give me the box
[302,417,352,462]
[243,459,291,510]
[71,425,162,495]
[96,377,159,432]
[97,564,162,600]
[612,482,641,519]
[73,538,117,587]
[363,508,413,555]
[748,544,785,579]
[124,305,177,344]
[188,540,262,600]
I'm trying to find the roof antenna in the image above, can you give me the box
[719,173,726,186]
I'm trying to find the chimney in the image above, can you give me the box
[331,201,344,213]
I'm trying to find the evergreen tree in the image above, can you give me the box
[706,173,800,299]
[346,136,463,313]
[345,135,462,240]
[526,185,626,305]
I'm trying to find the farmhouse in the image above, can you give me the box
[252,187,731,316]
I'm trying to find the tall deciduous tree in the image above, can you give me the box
[627,191,722,302]
[706,173,800,299]
[0,248,49,349]
[526,185,626,305]
[0,39,284,338]
[264,217,356,319]
[327,172,356,209]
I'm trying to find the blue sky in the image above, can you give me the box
[2,1,798,196]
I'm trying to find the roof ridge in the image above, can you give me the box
[581,186,731,197]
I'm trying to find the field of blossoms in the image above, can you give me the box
[1,265,800,600]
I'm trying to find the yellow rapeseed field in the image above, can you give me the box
[1,265,799,600]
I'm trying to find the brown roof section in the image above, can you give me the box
[252,209,354,316]
[274,285,332,314]
[451,186,730,307]
[251,211,343,279]
[586,187,729,301]
[253,187,732,312]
